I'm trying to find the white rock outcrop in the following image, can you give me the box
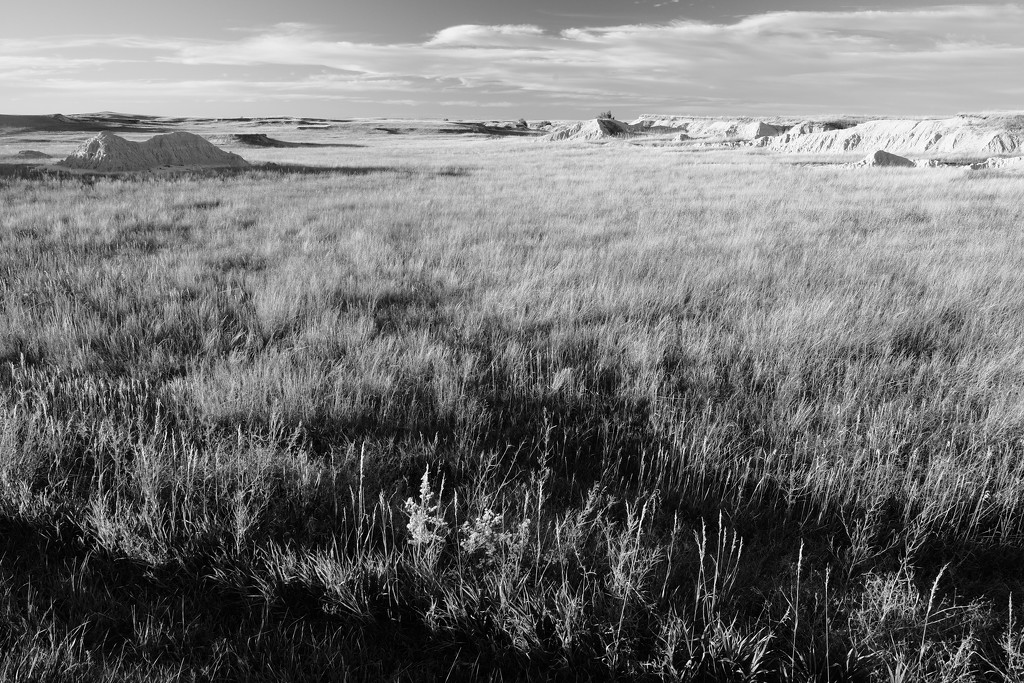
[849,150,917,168]
[969,156,1024,170]
[629,116,788,140]
[546,118,633,142]
[765,116,1024,156]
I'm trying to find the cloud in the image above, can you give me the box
[2,4,1023,116]
[427,24,547,47]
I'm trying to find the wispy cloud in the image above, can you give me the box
[2,4,1023,116]
[427,24,548,47]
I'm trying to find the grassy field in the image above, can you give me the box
[2,136,1024,681]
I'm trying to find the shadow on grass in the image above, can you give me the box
[0,164,71,182]
[229,133,367,148]
[373,122,543,137]
[0,506,569,681]
[437,122,542,137]
[0,162,472,184]
[0,511,363,678]
[251,163,471,178]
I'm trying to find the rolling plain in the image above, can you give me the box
[2,113,1024,681]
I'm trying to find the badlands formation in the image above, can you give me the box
[57,131,249,172]
[545,113,1024,168]
[546,118,634,142]
[758,117,1022,155]
[2,111,1023,173]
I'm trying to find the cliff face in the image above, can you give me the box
[764,116,1024,156]
[625,113,1024,157]
[630,116,790,140]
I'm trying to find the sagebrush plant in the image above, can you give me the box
[459,507,529,566]
[1,131,1023,679]
[404,466,448,547]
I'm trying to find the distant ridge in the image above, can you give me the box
[0,113,167,133]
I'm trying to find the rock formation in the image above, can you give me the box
[850,150,916,168]
[765,116,1024,156]
[58,131,249,172]
[546,118,633,142]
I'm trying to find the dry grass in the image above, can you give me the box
[2,136,1024,680]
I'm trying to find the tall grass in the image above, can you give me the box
[2,141,1024,679]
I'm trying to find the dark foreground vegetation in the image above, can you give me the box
[2,149,1024,681]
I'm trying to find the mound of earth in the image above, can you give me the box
[742,121,788,138]
[16,150,50,158]
[850,150,916,168]
[765,116,1024,156]
[547,118,633,142]
[58,132,249,172]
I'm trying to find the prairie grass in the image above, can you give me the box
[2,137,1024,680]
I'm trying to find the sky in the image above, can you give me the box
[2,1,1022,119]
